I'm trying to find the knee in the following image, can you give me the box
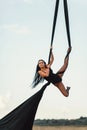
[64,92,69,97]
[64,93,69,97]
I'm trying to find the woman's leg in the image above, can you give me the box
[55,82,70,97]
[57,47,71,78]
[58,56,69,77]
[54,48,71,97]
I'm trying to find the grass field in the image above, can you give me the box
[33,126,87,130]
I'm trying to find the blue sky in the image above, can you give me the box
[0,0,87,120]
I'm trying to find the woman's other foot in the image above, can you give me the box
[66,86,71,94]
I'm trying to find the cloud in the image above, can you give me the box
[0,92,11,110]
[1,24,30,35]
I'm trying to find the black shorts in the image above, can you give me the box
[44,73,62,84]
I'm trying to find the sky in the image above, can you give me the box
[0,0,87,120]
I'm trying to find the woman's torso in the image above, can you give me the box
[44,68,62,84]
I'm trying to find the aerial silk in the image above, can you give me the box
[0,83,49,130]
[63,0,71,48]
[0,0,71,130]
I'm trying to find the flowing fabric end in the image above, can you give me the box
[0,82,49,130]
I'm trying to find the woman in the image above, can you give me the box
[32,47,72,97]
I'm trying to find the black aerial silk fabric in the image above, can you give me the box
[0,83,49,130]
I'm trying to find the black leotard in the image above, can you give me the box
[44,68,62,84]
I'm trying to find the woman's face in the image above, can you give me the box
[38,60,46,68]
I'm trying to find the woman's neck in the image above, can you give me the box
[41,67,46,70]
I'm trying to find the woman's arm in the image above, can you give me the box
[47,46,54,68]
[49,51,54,66]
[38,70,49,77]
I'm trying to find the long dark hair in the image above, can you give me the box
[32,59,47,88]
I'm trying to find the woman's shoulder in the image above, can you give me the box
[46,64,51,68]
[38,70,41,73]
